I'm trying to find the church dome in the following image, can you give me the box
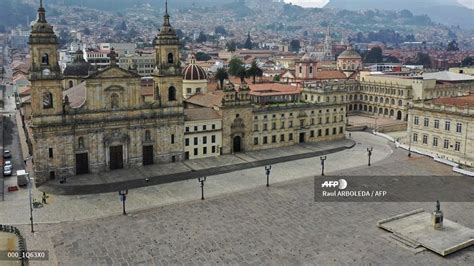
[183,55,207,81]
[338,46,361,59]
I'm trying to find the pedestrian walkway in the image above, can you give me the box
[41,138,356,195]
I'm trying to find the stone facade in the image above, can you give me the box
[408,96,474,167]
[29,3,185,184]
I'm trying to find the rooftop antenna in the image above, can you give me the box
[165,0,168,14]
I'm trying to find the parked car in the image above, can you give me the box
[4,160,12,167]
[3,165,12,176]
[3,149,11,158]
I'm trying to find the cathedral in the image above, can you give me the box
[29,2,185,184]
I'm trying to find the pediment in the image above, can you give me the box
[90,66,140,79]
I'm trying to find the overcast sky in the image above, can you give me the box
[284,0,474,9]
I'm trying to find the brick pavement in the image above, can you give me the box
[16,143,474,265]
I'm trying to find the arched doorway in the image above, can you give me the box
[233,136,241,153]
[397,111,402,120]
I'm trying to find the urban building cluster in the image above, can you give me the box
[3,2,474,184]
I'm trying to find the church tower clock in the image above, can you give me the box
[29,0,63,118]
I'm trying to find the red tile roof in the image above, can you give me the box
[432,96,474,108]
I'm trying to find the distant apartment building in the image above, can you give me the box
[184,108,223,160]
[119,50,155,76]
[408,95,474,167]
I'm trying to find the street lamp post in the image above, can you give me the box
[320,156,327,176]
[27,173,34,233]
[265,165,272,187]
[407,103,413,157]
[198,176,206,200]
[119,190,128,215]
[367,147,373,166]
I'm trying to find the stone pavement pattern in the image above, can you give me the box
[0,132,390,224]
[18,136,474,265]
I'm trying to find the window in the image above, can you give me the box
[300,119,304,127]
[111,93,119,109]
[212,124,216,130]
[289,133,293,141]
[203,136,207,144]
[254,125,258,132]
[194,126,198,131]
[318,129,322,137]
[171,134,175,144]
[186,88,192,94]
[203,147,207,155]
[333,128,336,135]
[455,141,460,151]
[309,66,313,74]
[49,148,54,158]
[424,118,429,127]
[194,148,198,156]
[42,92,53,109]
[339,127,343,134]
[456,123,462,133]
[68,80,74,88]
[443,139,449,149]
[310,130,314,137]
[185,138,189,146]
[272,123,276,130]
[168,52,174,64]
[422,135,428,144]
[280,134,285,141]
[414,116,419,125]
[194,137,198,145]
[445,121,451,131]
[168,86,177,101]
[145,130,151,141]
[433,137,438,147]
[326,117,329,124]
[263,136,268,144]
[311,118,315,125]
[272,135,276,143]
[318,117,322,124]
[254,137,259,145]
[203,125,207,131]
[211,135,216,143]
[78,137,85,149]
[212,146,216,153]
[289,121,293,128]
[41,53,49,65]
[281,122,285,129]
[325,128,329,136]
[263,124,267,131]
[185,127,189,132]
[413,133,418,142]
[434,120,439,129]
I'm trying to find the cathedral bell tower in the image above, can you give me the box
[29,0,63,118]
[153,0,183,107]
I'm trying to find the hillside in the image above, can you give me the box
[324,0,474,28]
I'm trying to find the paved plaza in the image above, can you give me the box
[3,132,472,265]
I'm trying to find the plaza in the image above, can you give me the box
[1,132,472,265]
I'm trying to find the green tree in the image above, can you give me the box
[364,47,383,63]
[244,32,253,50]
[461,56,473,67]
[195,52,211,61]
[290,40,301,52]
[215,26,227,36]
[273,74,281,82]
[226,41,237,52]
[447,40,459,52]
[247,60,263,84]
[237,66,249,83]
[411,53,432,68]
[196,32,208,43]
[228,57,244,76]
[214,68,229,90]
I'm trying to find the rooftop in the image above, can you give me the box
[184,108,221,121]
[422,71,474,82]
[431,95,474,108]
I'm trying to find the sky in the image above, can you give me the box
[284,0,474,9]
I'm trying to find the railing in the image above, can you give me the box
[0,224,28,265]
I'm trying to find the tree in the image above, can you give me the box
[214,68,229,90]
[273,74,281,82]
[447,40,459,52]
[461,56,473,67]
[410,53,432,68]
[196,32,207,43]
[290,40,301,52]
[237,66,249,83]
[364,47,383,63]
[247,60,263,83]
[195,52,211,61]
[215,26,227,36]
[83,27,91,35]
[244,32,253,50]
[228,57,244,76]
[399,9,413,18]
[226,40,236,52]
